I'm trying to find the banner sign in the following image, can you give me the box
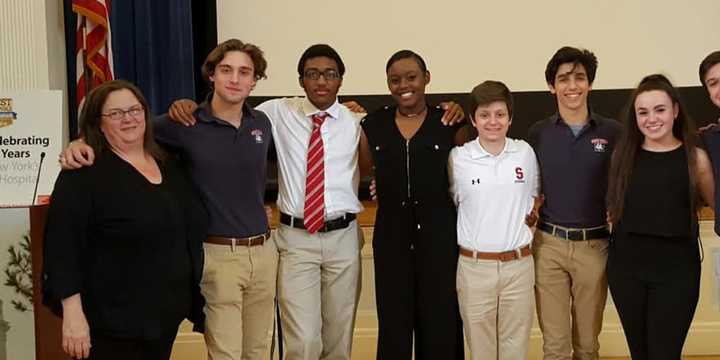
[0,91,62,207]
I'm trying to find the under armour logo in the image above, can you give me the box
[471,178,481,185]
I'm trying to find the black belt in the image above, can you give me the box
[280,212,356,233]
[538,221,609,241]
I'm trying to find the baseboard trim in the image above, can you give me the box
[172,319,720,358]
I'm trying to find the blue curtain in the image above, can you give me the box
[64,0,196,137]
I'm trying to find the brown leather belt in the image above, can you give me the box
[205,231,271,248]
[459,244,532,262]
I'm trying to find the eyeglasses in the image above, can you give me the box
[101,106,144,121]
[303,69,341,81]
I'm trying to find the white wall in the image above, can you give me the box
[218,0,720,96]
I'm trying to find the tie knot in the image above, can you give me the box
[312,113,328,127]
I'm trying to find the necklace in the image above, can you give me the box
[397,107,427,118]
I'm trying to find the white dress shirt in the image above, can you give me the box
[449,138,539,252]
[256,97,363,219]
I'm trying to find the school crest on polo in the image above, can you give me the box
[251,129,264,144]
[591,138,608,152]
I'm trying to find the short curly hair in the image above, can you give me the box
[545,46,598,86]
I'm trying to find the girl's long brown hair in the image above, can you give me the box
[607,74,697,224]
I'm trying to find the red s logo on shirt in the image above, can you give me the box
[515,167,524,180]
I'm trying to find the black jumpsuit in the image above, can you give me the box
[362,105,464,360]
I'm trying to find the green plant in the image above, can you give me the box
[4,233,32,312]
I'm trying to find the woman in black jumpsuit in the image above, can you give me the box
[360,50,465,359]
[606,74,715,360]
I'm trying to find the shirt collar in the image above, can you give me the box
[468,137,517,159]
[552,111,600,127]
[195,94,256,124]
[302,97,341,120]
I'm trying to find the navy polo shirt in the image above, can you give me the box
[528,112,621,228]
[153,101,272,238]
[701,126,720,236]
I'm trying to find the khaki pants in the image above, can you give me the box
[200,237,279,360]
[457,253,535,360]
[533,230,609,360]
[275,221,362,360]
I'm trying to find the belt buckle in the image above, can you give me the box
[515,247,522,260]
[231,238,236,252]
[499,252,509,262]
[320,215,343,233]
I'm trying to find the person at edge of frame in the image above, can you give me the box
[697,50,720,236]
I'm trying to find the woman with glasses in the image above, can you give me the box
[42,80,207,360]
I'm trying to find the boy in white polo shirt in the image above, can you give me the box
[449,80,540,360]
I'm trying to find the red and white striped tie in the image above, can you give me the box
[304,113,328,233]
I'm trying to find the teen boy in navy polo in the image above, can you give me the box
[528,47,621,360]
[698,51,720,236]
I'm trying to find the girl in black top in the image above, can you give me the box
[606,74,714,360]
[359,50,466,360]
[43,80,207,360]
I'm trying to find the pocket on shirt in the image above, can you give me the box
[416,142,452,177]
[371,143,391,162]
[422,141,451,159]
[370,143,395,183]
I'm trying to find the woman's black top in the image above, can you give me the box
[361,105,459,254]
[42,151,207,339]
[613,146,699,266]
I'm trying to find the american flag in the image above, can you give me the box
[73,0,114,114]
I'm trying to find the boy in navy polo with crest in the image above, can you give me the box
[528,47,621,360]
[699,51,720,236]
